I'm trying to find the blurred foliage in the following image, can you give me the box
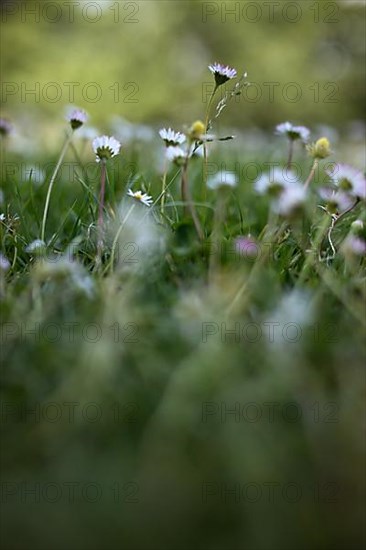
[1,0,366,131]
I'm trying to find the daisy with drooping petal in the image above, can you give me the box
[66,107,88,131]
[159,128,186,147]
[127,189,153,207]
[208,63,237,86]
[326,163,366,201]
[92,135,121,163]
[166,146,187,165]
[207,171,238,190]
[276,122,310,143]
[254,169,306,216]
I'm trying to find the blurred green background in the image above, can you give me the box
[1,0,365,131]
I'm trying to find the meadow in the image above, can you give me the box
[1,2,366,549]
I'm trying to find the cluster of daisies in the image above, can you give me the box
[1,62,365,262]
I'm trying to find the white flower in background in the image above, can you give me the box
[341,235,366,256]
[24,165,46,186]
[25,239,46,254]
[351,219,364,233]
[273,185,306,216]
[77,126,100,141]
[0,252,10,272]
[166,145,187,164]
[326,163,366,200]
[207,170,238,190]
[275,122,310,143]
[208,62,237,86]
[0,213,5,222]
[111,116,154,143]
[127,189,153,207]
[92,135,121,163]
[0,117,13,137]
[159,128,186,147]
[66,107,88,131]
[254,168,298,195]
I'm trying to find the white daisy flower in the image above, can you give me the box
[273,185,306,216]
[0,213,5,222]
[25,239,46,254]
[127,189,153,207]
[66,107,88,131]
[92,135,121,163]
[166,146,187,164]
[254,168,299,195]
[0,252,10,272]
[0,117,12,137]
[342,235,366,256]
[326,163,366,200]
[318,188,354,214]
[208,62,237,86]
[159,128,186,147]
[275,122,310,143]
[207,170,238,190]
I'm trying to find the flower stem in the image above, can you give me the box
[297,214,330,285]
[304,158,319,190]
[203,85,218,196]
[41,132,72,242]
[96,160,107,265]
[287,139,294,169]
[160,158,168,215]
[181,150,204,241]
[110,203,135,273]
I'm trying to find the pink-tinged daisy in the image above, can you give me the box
[326,163,366,201]
[235,235,259,259]
[0,117,12,137]
[273,185,306,216]
[275,122,310,143]
[0,252,10,271]
[318,188,354,215]
[342,235,366,256]
[127,189,153,207]
[159,128,186,147]
[92,136,121,163]
[66,107,88,131]
[208,62,237,86]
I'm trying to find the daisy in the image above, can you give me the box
[254,168,298,196]
[25,239,46,254]
[273,185,306,216]
[66,107,88,130]
[342,235,366,256]
[0,252,10,272]
[159,128,186,147]
[0,117,12,137]
[318,188,354,215]
[326,163,366,201]
[207,170,238,190]
[208,63,237,86]
[166,146,187,164]
[235,235,259,258]
[92,135,121,163]
[127,189,153,207]
[275,122,310,143]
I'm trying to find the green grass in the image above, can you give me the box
[0,122,365,550]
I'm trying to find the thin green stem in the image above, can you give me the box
[304,158,319,190]
[41,133,72,242]
[203,85,218,196]
[297,214,331,285]
[110,203,135,273]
